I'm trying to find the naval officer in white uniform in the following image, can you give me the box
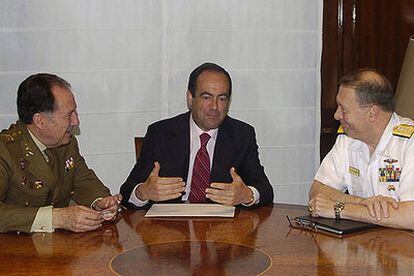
[308,68,414,230]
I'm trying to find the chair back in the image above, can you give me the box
[134,137,144,161]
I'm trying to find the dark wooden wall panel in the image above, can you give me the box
[354,0,414,88]
[320,0,341,159]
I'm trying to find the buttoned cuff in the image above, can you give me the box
[128,183,149,207]
[242,186,260,207]
[31,206,53,233]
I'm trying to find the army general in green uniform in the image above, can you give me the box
[0,73,121,233]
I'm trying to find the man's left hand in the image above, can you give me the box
[93,194,123,221]
[206,167,254,206]
[360,195,399,221]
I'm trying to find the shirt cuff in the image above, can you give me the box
[242,186,260,207]
[128,183,149,207]
[31,206,53,233]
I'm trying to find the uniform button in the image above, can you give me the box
[70,191,75,195]
[51,201,55,206]
[25,201,29,206]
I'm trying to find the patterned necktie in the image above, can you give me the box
[189,133,211,203]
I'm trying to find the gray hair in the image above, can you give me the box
[339,68,394,112]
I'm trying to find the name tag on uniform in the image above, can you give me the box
[349,166,360,177]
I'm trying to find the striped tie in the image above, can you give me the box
[189,133,211,203]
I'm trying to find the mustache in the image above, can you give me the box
[206,111,221,116]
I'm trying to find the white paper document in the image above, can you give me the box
[145,203,235,218]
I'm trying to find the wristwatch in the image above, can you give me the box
[334,201,345,220]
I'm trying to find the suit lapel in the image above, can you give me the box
[166,113,191,181]
[161,113,190,203]
[211,117,235,182]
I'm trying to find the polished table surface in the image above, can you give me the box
[2,203,414,275]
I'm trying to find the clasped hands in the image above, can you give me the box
[52,194,122,233]
[136,161,253,206]
[308,193,399,221]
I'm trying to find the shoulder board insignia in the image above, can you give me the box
[337,125,346,135]
[393,124,414,138]
[0,133,15,143]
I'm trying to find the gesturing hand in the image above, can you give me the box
[136,161,185,202]
[206,167,254,206]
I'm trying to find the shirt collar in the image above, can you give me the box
[189,114,218,142]
[27,127,47,153]
[374,112,398,156]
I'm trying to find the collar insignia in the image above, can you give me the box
[337,125,346,135]
[65,157,75,172]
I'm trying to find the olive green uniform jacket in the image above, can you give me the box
[0,121,110,233]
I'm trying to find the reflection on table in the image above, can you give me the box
[314,228,414,275]
[112,208,272,275]
[0,204,414,275]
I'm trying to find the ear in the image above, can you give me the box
[186,90,193,110]
[368,104,380,122]
[32,113,47,129]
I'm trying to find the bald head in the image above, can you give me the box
[339,68,394,112]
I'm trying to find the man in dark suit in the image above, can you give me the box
[120,63,273,208]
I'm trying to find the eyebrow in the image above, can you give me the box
[65,109,76,115]
[199,91,229,97]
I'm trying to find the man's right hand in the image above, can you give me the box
[136,161,185,202]
[52,205,104,233]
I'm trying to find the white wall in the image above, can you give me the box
[0,0,322,205]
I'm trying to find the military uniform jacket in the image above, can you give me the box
[315,113,414,201]
[0,121,110,233]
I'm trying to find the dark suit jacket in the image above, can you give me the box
[0,121,110,233]
[120,112,274,209]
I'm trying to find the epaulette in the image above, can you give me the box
[337,125,346,135]
[0,134,15,143]
[0,130,23,144]
[393,124,414,138]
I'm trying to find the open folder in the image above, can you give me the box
[145,203,236,218]
[287,215,377,237]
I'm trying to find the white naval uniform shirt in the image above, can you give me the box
[315,113,414,201]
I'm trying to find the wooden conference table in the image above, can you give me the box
[1,204,414,275]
